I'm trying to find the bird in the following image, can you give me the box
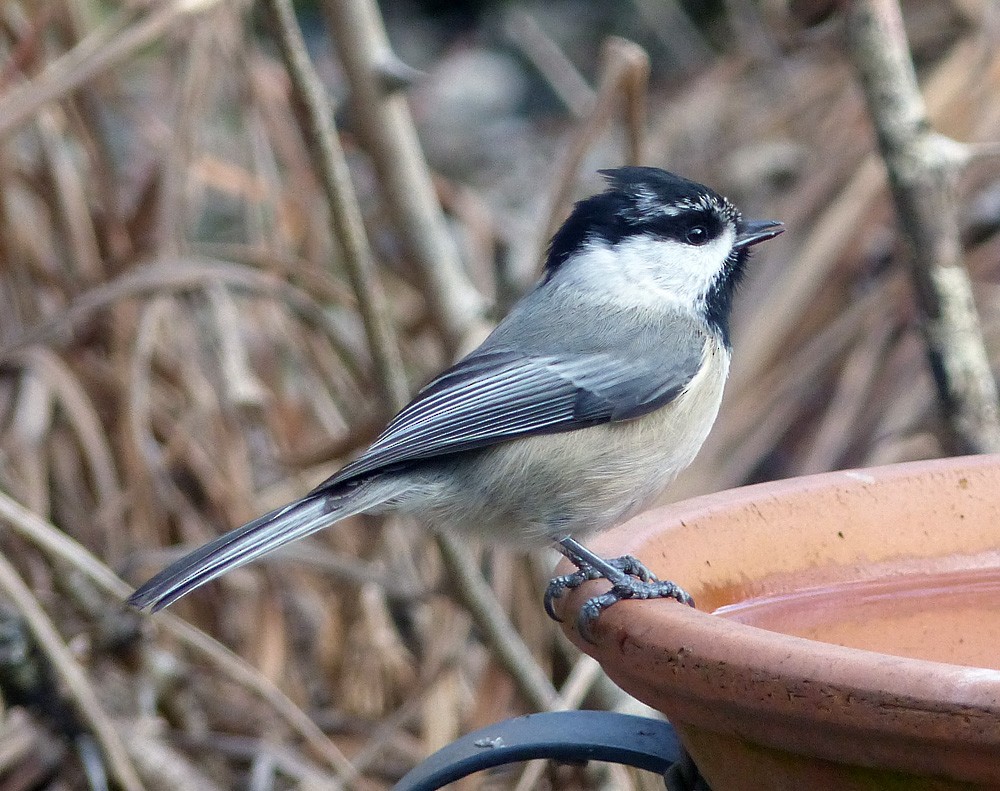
[127,167,783,638]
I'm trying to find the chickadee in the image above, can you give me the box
[128,167,782,637]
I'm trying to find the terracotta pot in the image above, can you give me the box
[556,455,1000,790]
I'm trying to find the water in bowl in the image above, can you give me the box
[714,565,1000,670]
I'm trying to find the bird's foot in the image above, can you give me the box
[546,539,695,642]
[574,574,694,643]
[544,554,653,620]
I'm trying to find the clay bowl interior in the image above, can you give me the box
[556,455,1000,790]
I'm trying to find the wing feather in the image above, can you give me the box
[318,326,707,490]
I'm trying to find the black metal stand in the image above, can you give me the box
[393,710,708,790]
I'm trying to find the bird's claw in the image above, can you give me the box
[575,577,694,643]
[544,554,653,621]
[544,553,693,640]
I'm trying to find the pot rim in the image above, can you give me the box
[558,455,1000,760]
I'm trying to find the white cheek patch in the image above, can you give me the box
[610,229,736,305]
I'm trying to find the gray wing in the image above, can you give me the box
[319,319,707,489]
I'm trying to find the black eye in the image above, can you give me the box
[685,225,709,246]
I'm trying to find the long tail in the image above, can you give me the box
[128,484,380,612]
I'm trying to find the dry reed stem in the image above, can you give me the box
[348,657,457,774]
[685,19,1000,497]
[0,0,224,143]
[5,347,122,559]
[0,490,358,783]
[266,0,563,729]
[306,0,571,722]
[0,546,145,791]
[512,655,608,790]
[262,0,410,411]
[156,6,218,257]
[121,726,225,791]
[36,107,103,283]
[436,536,560,712]
[0,709,48,775]
[728,155,885,392]
[0,258,365,372]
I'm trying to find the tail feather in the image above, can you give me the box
[128,491,361,612]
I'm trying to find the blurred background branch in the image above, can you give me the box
[321,0,488,355]
[845,0,1000,454]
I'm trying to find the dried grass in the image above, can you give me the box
[0,0,997,788]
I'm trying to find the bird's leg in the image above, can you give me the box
[545,537,695,642]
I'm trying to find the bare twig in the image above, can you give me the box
[262,0,410,410]
[844,0,1000,453]
[503,10,595,118]
[632,0,713,71]
[436,536,559,711]
[320,0,487,355]
[0,552,144,791]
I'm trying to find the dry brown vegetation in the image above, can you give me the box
[0,0,998,788]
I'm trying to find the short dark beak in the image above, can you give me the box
[734,219,784,250]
